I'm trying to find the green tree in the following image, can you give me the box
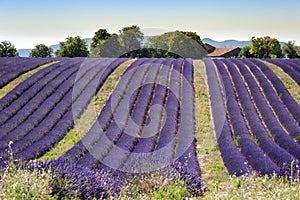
[282,41,299,59]
[0,41,18,57]
[97,33,123,57]
[239,46,253,58]
[297,47,300,58]
[30,44,53,57]
[249,36,283,58]
[90,29,112,57]
[55,36,88,57]
[179,31,205,48]
[118,25,144,57]
[146,31,206,59]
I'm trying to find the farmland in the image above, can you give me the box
[0,57,300,199]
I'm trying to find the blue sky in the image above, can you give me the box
[0,0,299,48]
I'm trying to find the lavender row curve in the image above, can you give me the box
[250,59,300,127]
[266,59,300,86]
[224,59,297,169]
[60,58,153,163]
[0,58,84,124]
[0,57,57,89]
[244,59,300,141]
[0,58,116,155]
[204,58,251,176]
[75,59,161,169]
[214,59,280,176]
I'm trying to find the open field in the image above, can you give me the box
[0,57,299,199]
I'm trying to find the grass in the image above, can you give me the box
[41,59,135,160]
[115,170,190,200]
[0,148,81,199]
[193,60,228,187]
[0,146,65,200]
[198,174,300,200]
[0,61,59,99]
[264,61,300,104]
[0,164,55,199]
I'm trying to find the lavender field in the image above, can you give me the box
[0,57,300,199]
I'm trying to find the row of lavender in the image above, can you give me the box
[0,57,128,163]
[206,58,300,177]
[0,57,203,197]
[266,59,300,86]
[0,57,58,88]
[59,58,203,195]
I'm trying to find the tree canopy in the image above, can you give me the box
[0,41,18,57]
[89,25,144,58]
[30,44,53,57]
[282,41,300,59]
[55,36,89,57]
[238,46,253,58]
[96,33,123,57]
[90,29,112,57]
[239,36,283,58]
[146,31,206,59]
[118,25,144,57]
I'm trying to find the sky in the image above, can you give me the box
[0,0,299,49]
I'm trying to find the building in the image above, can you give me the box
[204,43,241,58]
[204,43,216,54]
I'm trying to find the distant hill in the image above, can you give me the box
[202,38,250,48]
[17,37,285,57]
[17,49,32,57]
[202,38,286,48]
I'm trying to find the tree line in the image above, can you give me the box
[1,25,300,59]
[239,36,300,59]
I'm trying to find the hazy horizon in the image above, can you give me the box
[1,0,299,49]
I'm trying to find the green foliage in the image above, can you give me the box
[233,135,241,148]
[90,25,143,58]
[90,29,111,50]
[146,31,206,59]
[94,33,123,58]
[55,36,88,57]
[0,40,18,57]
[239,46,253,58]
[118,25,144,58]
[151,181,189,200]
[239,36,283,58]
[282,41,300,59]
[179,31,205,47]
[252,36,283,58]
[90,29,112,57]
[89,26,207,58]
[297,47,300,58]
[30,44,53,57]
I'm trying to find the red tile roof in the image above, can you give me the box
[208,47,240,57]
